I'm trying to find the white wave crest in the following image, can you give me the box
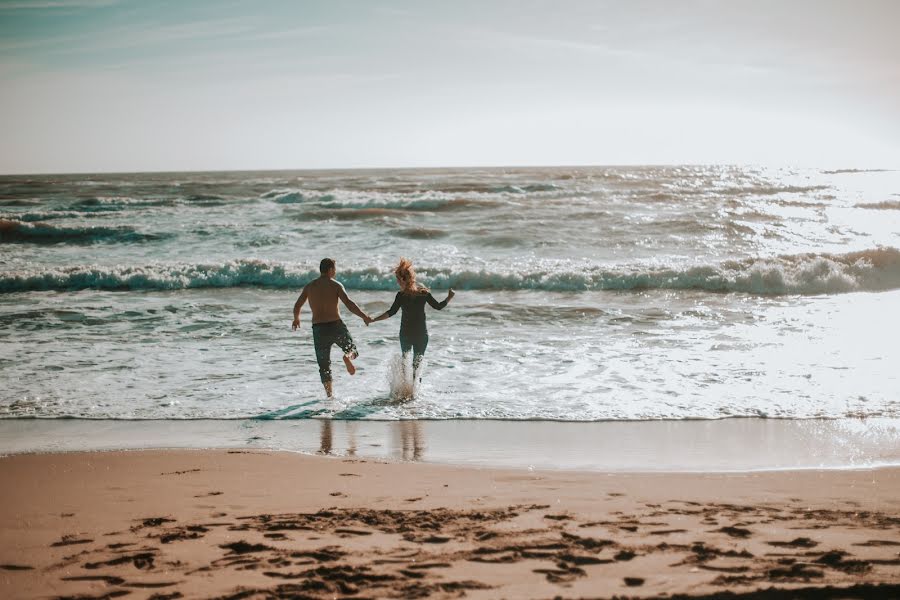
[2,248,898,295]
[262,187,505,211]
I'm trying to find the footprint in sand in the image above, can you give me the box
[716,525,752,538]
[83,552,156,570]
[51,535,93,547]
[334,528,373,537]
[62,575,125,585]
[767,537,818,548]
[138,517,176,528]
[854,539,900,547]
[767,563,824,580]
[220,541,273,554]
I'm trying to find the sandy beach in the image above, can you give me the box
[2,450,899,599]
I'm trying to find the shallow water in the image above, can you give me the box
[1,166,898,420]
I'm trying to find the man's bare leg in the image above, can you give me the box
[323,380,333,398]
[342,351,357,375]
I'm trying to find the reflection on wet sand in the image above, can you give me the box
[396,421,424,462]
[317,419,425,461]
[345,421,357,457]
[318,419,332,455]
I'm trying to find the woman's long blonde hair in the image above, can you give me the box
[394,258,429,294]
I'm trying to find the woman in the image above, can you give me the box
[372,258,454,380]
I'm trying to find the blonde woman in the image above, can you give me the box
[372,258,454,379]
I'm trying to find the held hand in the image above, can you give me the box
[363,314,373,326]
[447,288,455,300]
[291,318,300,331]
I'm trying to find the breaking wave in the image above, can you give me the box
[2,248,898,295]
[391,227,449,239]
[263,188,503,211]
[261,190,323,204]
[0,219,167,245]
[3,211,85,222]
[67,197,177,212]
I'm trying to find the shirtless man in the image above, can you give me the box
[292,258,372,397]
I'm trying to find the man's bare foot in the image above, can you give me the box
[343,354,356,375]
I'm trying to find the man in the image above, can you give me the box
[292,258,371,397]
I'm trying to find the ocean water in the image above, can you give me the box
[1,166,898,421]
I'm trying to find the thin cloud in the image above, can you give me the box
[464,28,639,59]
[1,15,255,54]
[518,35,640,59]
[0,0,116,9]
[40,16,260,54]
[11,17,333,57]
[0,30,87,52]
[244,24,335,41]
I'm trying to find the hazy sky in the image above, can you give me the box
[1,0,898,173]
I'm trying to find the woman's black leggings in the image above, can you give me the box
[399,331,428,369]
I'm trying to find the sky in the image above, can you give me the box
[0,0,898,174]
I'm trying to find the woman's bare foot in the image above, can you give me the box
[343,353,357,375]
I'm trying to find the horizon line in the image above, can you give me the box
[2,162,895,177]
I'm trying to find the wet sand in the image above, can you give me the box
[1,450,899,599]
[3,417,900,472]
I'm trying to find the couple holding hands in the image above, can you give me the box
[292,257,455,397]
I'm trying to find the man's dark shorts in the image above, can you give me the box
[312,320,357,383]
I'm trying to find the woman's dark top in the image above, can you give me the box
[386,290,448,335]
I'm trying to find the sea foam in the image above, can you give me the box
[2,247,898,295]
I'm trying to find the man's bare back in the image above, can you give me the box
[293,275,370,327]
[304,277,345,324]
